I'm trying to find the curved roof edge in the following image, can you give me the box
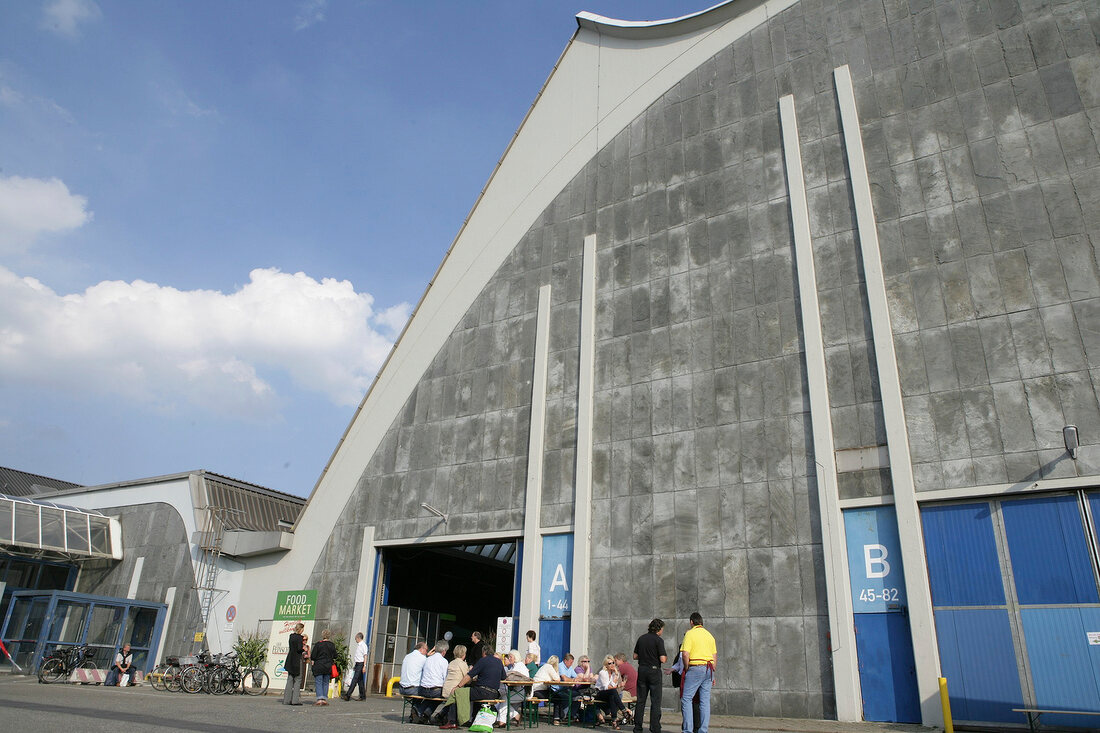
[576,0,765,40]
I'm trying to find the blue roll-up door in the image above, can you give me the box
[922,494,1100,726]
[1002,495,1098,605]
[921,503,1024,725]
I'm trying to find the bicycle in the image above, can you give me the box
[180,650,217,694]
[37,644,98,684]
[209,655,269,696]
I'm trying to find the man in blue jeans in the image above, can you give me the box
[679,613,716,733]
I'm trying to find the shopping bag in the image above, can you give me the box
[469,704,496,732]
[119,673,130,687]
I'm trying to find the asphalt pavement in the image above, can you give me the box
[0,674,935,733]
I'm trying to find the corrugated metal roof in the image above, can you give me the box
[0,466,83,497]
[201,473,305,532]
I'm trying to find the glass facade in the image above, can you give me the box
[0,590,166,675]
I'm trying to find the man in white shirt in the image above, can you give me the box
[416,640,449,718]
[399,640,429,722]
[342,632,369,701]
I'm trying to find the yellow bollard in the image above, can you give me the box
[939,677,954,733]
[386,675,401,697]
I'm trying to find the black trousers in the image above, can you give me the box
[345,662,365,699]
[634,666,662,732]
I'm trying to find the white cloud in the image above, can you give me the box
[0,266,411,419]
[373,302,412,339]
[154,84,218,119]
[0,175,92,253]
[42,0,101,37]
[293,0,327,31]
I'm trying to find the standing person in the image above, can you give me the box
[632,618,667,733]
[467,631,484,665]
[342,632,368,701]
[678,613,716,733]
[398,641,429,722]
[310,628,337,706]
[525,629,541,665]
[282,623,306,705]
[669,655,700,733]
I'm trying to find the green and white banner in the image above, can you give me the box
[265,589,317,691]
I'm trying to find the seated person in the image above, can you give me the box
[595,654,628,728]
[497,650,530,725]
[438,643,505,730]
[524,652,539,677]
[417,640,449,718]
[105,643,134,686]
[571,655,597,722]
[398,641,429,722]
[531,654,561,718]
[550,653,578,723]
[614,652,637,706]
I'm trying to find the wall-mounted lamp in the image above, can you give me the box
[420,502,447,522]
[1064,425,1080,460]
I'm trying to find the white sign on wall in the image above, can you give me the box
[496,617,513,655]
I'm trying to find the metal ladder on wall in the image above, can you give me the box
[192,506,230,651]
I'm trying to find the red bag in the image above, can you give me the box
[331,663,339,679]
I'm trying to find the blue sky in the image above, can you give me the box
[0,0,704,497]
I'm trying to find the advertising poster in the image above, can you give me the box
[264,590,317,691]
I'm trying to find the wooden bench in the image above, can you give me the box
[400,694,446,723]
[401,694,505,724]
[1013,707,1100,732]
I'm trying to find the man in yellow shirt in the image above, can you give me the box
[679,612,716,733]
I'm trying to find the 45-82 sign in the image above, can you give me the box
[844,507,908,613]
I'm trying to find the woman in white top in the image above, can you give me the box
[530,655,562,723]
[531,655,560,695]
[595,654,627,729]
[525,629,541,665]
[498,649,531,725]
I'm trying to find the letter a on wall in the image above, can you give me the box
[541,534,573,619]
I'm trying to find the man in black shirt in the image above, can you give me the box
[440,644,504,729]
[632,618,668,733]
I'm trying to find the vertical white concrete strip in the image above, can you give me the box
[571,234,597,655]
[834,65,943,726]
[779,94,862,723]
[520,285,553,637]
[156,587,177,667]
[350,526,377,650]
[127,556,145,600]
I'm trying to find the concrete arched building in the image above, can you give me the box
[238,1,1100,727]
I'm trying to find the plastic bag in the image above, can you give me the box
[119,673,130,687]
[469,704,496,732]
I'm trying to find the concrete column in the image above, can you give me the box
[520,285,553,636]
[834,65,943,727]
[350,526,377,650]
[778,93,862,722]
[127,556,145,600]
[571,234,597,654]
[155,587,177,667]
